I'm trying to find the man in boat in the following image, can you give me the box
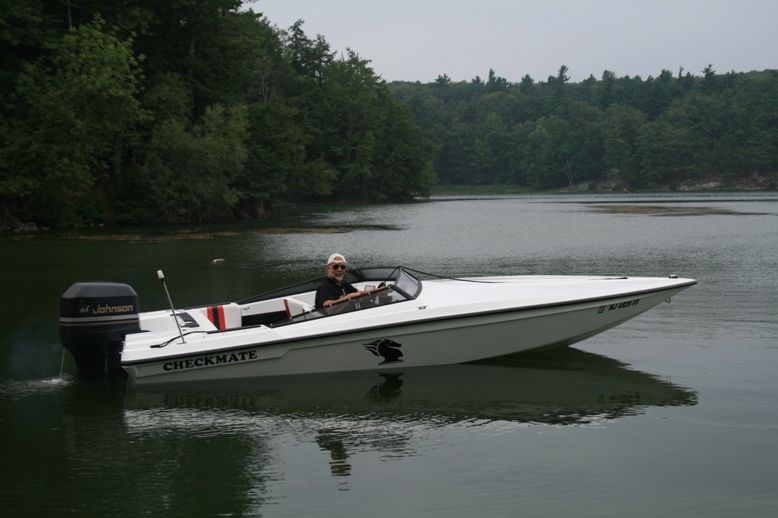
[315,253,365,308]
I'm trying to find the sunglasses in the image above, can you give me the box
[331,264,347,270]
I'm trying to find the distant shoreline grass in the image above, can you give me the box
[430,179,775,196]
[431,184,539,195]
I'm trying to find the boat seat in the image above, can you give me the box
[199,303,242,330]
[284,297,314,318]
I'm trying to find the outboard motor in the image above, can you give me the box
[59,282,140,380]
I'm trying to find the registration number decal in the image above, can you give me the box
[598,298,640,314]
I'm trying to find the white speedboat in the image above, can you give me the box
[59,267,695,385]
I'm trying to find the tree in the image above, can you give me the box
[141,104,248,223]
[314,50,381,197]
[519,74,535,95]
[564,101,605,183]
[635,121,689,186]
[702,64,717,93]
[469,112,511,184]
[0,0,57,114]
[434,74,452,87]
[287,19,334,86]
[129,0,245,111]
[522,115,571,189]
[486,69,509,94]
[370,95,437,200]
[603,104,647,186]
[0,15,144,226]
[556,65,570,85]
[599,70,617,109]
[236,96,340,218]
[306,49,435,200]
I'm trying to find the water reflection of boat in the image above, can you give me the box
[116,348,697,503]
[124,347,697,428]
[4,351,695,517]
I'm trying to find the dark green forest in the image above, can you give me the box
[1,0,435,228]
[1,1,776,229]
[392,66,778,191]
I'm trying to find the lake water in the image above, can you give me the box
[1,192,777,517]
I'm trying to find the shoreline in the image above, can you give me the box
[434,173,776,196]
[3,180,775,233]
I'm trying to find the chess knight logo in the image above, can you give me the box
[363,338,404,364]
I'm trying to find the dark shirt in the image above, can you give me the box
[315,277,357,308]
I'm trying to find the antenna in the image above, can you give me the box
[157,270,186,344]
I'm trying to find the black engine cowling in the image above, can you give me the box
[59,282,140,380]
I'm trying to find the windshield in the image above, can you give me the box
[389,268,422,299]
[272,267,421,327]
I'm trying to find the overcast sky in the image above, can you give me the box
[247,0,778,84]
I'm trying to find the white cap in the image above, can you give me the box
[327,253,346,265]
